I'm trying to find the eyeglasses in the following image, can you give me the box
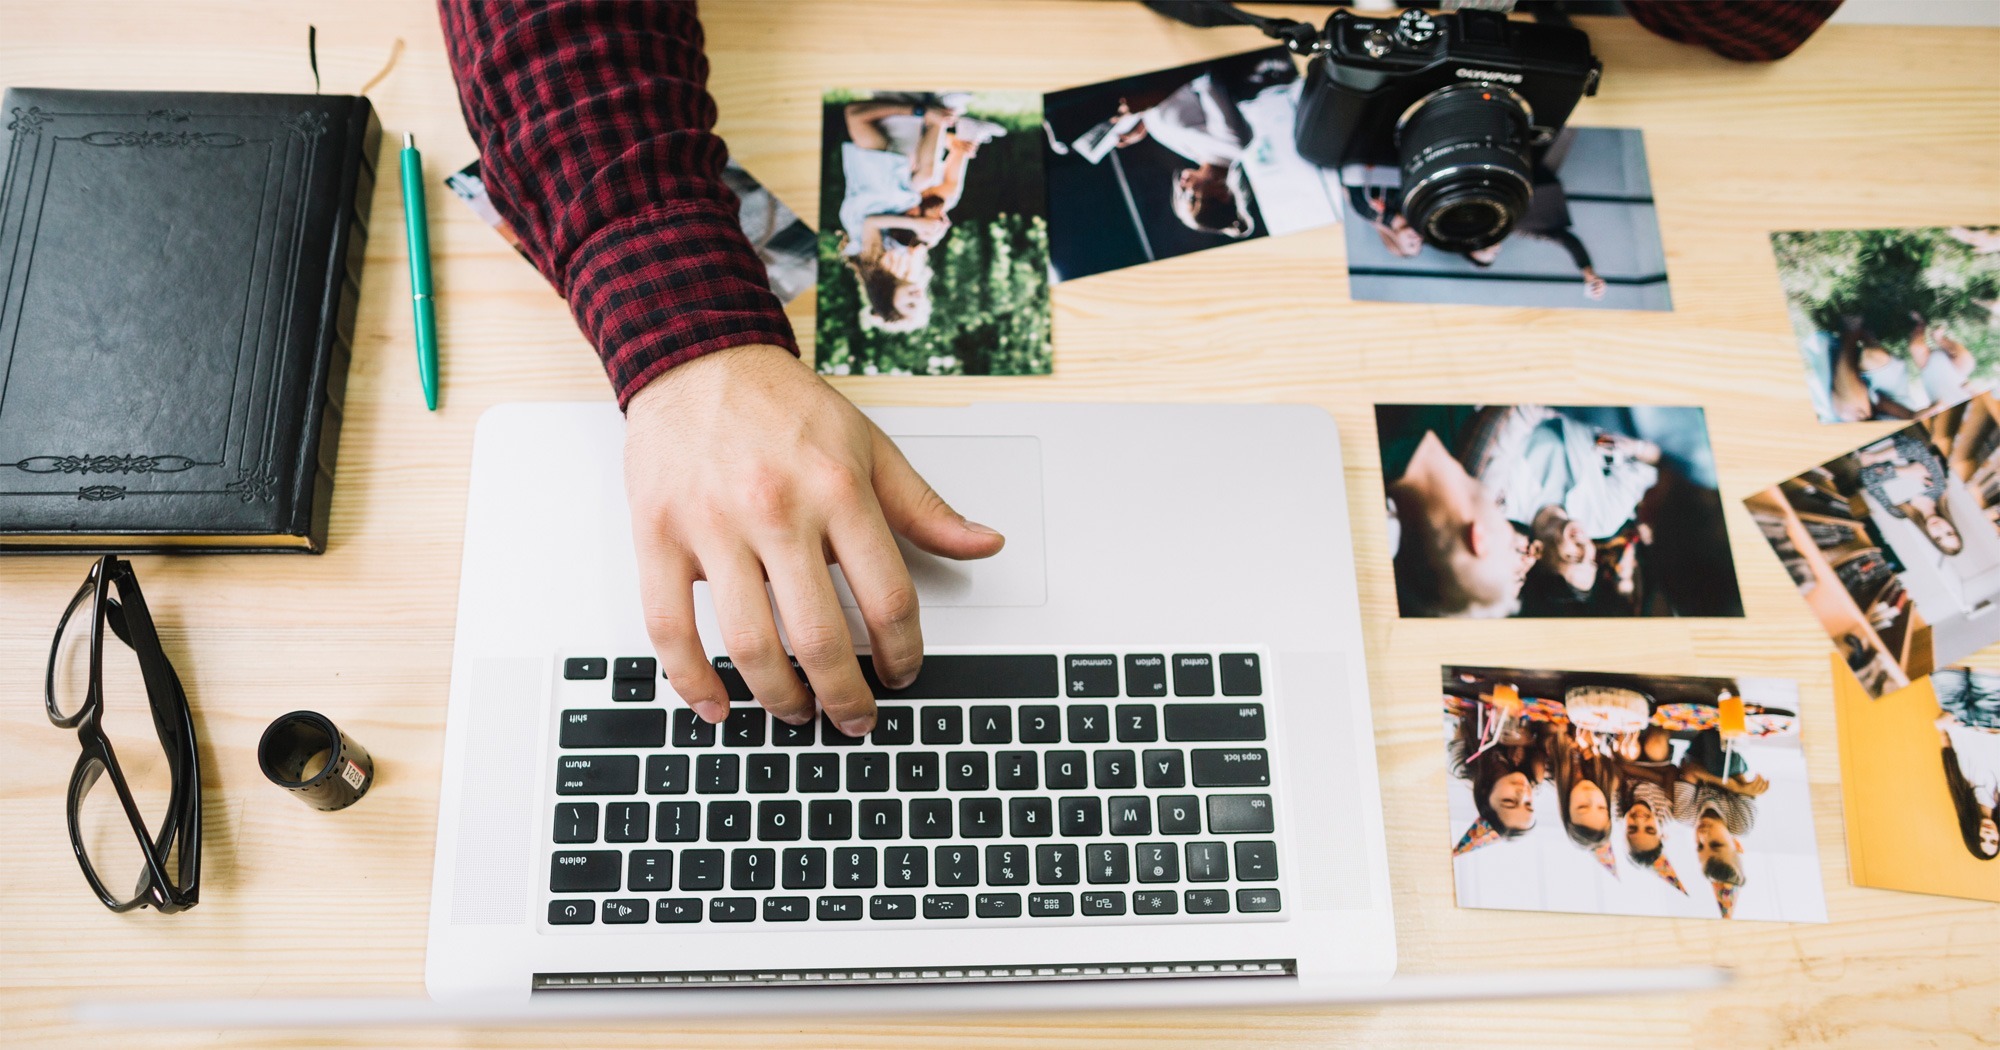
[44,555,201,913]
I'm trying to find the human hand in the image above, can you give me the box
[623,344,1006,735]
[1731,774,1771,797]
[1581,268,1607,300]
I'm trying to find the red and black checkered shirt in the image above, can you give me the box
[1625,0,1841,63]
[439,0,797,408]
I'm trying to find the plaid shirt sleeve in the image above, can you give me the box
[438,0,798,407]
[1625,1,1841,62]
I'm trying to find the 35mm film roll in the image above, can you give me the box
[257,710,374,811]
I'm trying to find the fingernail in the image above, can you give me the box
[698,700,729,723]
[962,518,999,535]
[840,718,875,738]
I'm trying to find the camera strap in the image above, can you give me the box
[1138,1,1322,54]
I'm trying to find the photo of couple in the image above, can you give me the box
[1443,667,1827,924]
[1773,225,2000,424]
[815,90,1051,376]
[1746,392,2000,697]
[1343,127,1672,311]
[1376,404,1743,619]
[1042,47,1342,282]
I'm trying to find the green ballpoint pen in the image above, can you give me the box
[400,132,439,411]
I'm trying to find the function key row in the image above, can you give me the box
[559,704,1265,750]
[552,793,1275,843]
[562,653,1262,701]
[555,749,1271,797]
[549,887,1281,925]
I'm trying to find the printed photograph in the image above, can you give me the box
[1772,225,2000,424]
[815,90,1051,376]
[445,158,816,304]
[1443,666,1827,923]
[1042,47,1341,282]
[1745,392,2000,697]
[1344,127,1671,311]
[1836,663,2000,902]
[1377,404,1743,619]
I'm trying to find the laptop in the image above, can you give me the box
[424,401,1396,1011]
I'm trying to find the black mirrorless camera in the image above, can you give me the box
[1294,8,1601,253]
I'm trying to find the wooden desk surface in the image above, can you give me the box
[3,3,1997,1046]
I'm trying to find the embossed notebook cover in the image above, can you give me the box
[0,88,379,553]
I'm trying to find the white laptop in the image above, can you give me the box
[423,401,1396,1012]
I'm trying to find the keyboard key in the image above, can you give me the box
[977,892,1024,917]
[986,844,1030,885]
[1208,793,1276,833]
[655,801,699,842]
[1087,843,1130,884]
[1143,749,1186,788]
[783,847,827,890]
[564,657,607,681]
[764,895,811,922]
[1107,796,1152,836]
[969,705,1012,744]
[808,799,853,841]
[1115,704,1158,743]
[1219,653,1261,696]
[1035,843,1079,885]
[797,754,840,792]
[555,755,639,796]
[724,708,766,747]
[1185,889,1231,914]
[859,654,1060,700]
[920,706,963,745]
[707,801,751,841]
[1166,705,1265,742]
[1158,795,1201,834]
[1059,796,1102,837]
[946,751,989,791]
[710,897,755,922]
[550,851,620,893]
[834,846,877,888]
[1067,705,1110,743]
[745,754,788,793]
[710,656,754,702]
[696,754,740,794]
[1124,654,1168,697]
[645,754,690,794]
[913,798,956,838]
[994,751,1038,791]
[549,899,593,924]
[1093,750,1136,789]
[603,898,647,924]
[1133,890,1177,915]
[1135,843,1179,883]
[613,656,656,679]
[934,845,979,886]
[554,802,598,843]
[671,709,715,748]
[1081,891,1126,916]
[1184,841,1229,882]
[1064,654,1119,698]
[613,679,655,702]
[757,800,802,841]
[1172,654,1215,697]
[1029,892,1075,917]
[817,895,864,920]
[731,848,776,890]
[628,849,673,891]
[1234,840,1279,881]
[772,718,815,747]
[605,801,649,842]
[560,709,664,749]
[657,897,701,922]
[896,752,938,792]
[884,846,928,887]
[1234,887,1283,917]
[1009,797,1053,838]
[860,798,903,839]
[1044,751,1087,789]
[1192,748,1271,787]
[870,894,917,920]
[846,752,890,792]
[871,706,914,745]
[820,716,865,747]
[1018,705,1061,743]
[923,893,970,919]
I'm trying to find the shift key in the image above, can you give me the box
[1191,748,1270,787]
[559,709,666,749]
[1165,704,1265,741]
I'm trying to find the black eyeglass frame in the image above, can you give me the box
[44,555,202,913]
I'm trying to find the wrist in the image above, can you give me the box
[628,342,801,415]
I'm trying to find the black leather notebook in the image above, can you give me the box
[0,88,379,553]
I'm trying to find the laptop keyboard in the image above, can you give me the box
[544,652,1283,928]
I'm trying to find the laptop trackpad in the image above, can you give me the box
[834,435,1046,608]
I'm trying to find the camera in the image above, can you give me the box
[1294,8,1601,252]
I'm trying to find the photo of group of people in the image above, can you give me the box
[1772,225,2000,424]
[1343,127,1672,312]
[1443,666,1827,923]
[1042,47,1341,282]
[1835,663,1999,902]
[814,90,1051,376]
[1376,404,1743,619]
[1746,392,2000,697]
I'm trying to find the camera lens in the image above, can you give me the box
[1395,83,1534,253]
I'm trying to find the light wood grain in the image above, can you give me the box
[3,2,1998,1047]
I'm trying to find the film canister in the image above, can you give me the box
[257,710,375,811]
